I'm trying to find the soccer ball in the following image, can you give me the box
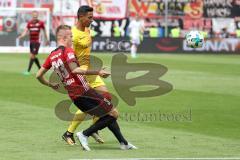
[186,31,204,48]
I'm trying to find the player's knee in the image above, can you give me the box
[30,54,35,59]
[102,92,112,101]
[109,108,118,119]
[95,85,108,93]
[75,109,83,114]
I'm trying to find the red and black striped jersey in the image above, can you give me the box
[42,46,90,100]
[27,20,45,42]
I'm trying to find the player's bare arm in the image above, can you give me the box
[69,61,110,78]
[36,67,59,89]
[43,28,50,45]
[17,28,28,39]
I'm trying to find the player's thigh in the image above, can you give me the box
[108,108,119,119]
[73,89,113,117]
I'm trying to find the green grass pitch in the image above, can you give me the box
[0,53,240,160]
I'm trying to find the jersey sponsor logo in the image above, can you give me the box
[29,28,40,31]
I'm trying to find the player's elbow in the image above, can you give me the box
[72,68,78,74]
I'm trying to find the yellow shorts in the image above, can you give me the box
[80,65,105,88]
[86,75,105,88]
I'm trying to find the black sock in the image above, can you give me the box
[83,115,115,137]
[27,58,35,72]
[34,58,41,69]
[108,120,128,145]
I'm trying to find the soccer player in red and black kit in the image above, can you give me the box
[18,11,49,75]
[36,25,137,151]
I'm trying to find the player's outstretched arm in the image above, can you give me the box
[69,62,110,78]
[36,67,59,89]
[17,28,28,39]
[43,28,50,45]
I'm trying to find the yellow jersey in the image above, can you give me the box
[72,26,91,70]
[72,26,105,88]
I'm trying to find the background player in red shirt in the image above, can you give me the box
[36,25,137,151]
[18,11,49,75]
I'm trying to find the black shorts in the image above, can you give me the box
[30,42,40,54]
[73,89,113,117]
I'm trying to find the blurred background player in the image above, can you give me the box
[62,5,109,145]
[128,14,144,58]
[17,11,49,75]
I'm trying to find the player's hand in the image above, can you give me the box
[99,67,110,78]
[49,83,60,90]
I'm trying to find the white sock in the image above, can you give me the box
[131,45,137,58]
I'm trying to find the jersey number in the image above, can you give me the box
[52,59,69,81]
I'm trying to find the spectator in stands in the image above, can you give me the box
[149,25,159,38]
[170,26,181,38]
[236,29,240,38]
[201,28,209,39]
[113,23,121,37]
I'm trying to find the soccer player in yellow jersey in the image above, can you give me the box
[62,6,137,150]
[62,6,106,145]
